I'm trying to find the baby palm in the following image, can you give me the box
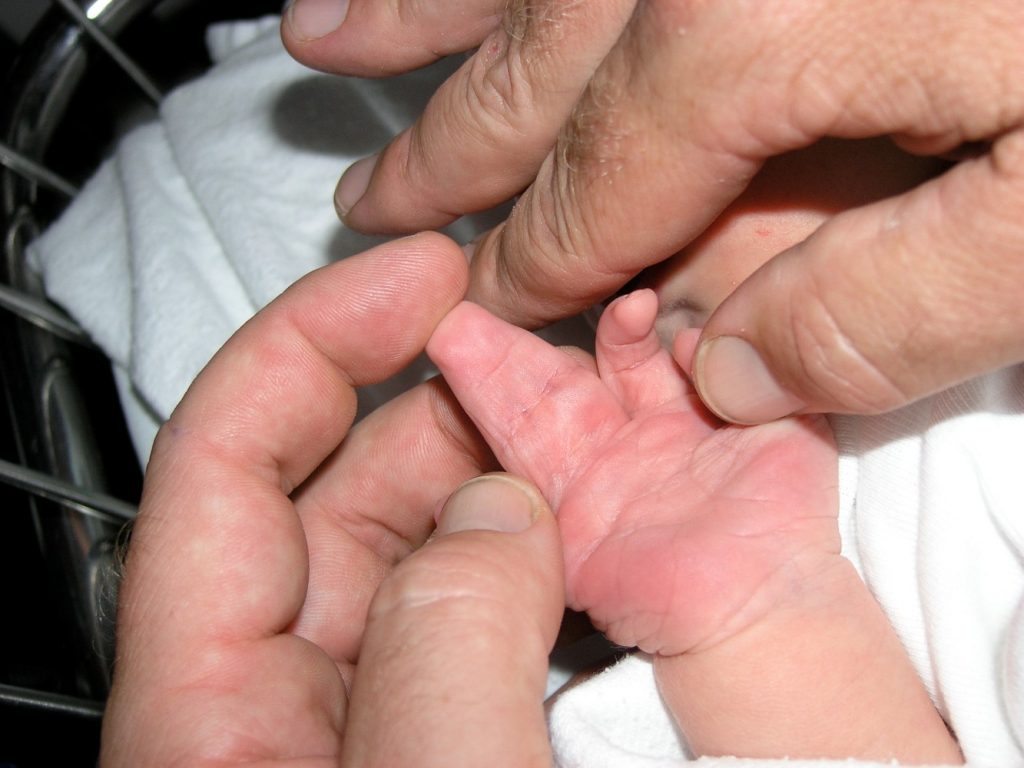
[427,292,838,655]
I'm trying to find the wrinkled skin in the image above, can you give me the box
[100,236,567,767]
[428,289,838,655]
[284,0,1024,425]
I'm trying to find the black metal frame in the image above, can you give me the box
[0,2,281,763]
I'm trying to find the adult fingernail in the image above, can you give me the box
[436,475,538,535]
[335,153,378,218]
[287,0,349,41]
[694,336,805,424]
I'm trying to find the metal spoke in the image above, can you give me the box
[0,141,78,198]
[0,283,93,346]
[0,683,104,719]
[51,0,164,105]
[0,458,137,522]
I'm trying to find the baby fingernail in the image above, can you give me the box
[335,153,378,218]
[436,474,538,535]
[694,336,805,424]
[287,0,349,40]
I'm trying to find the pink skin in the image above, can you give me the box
[427,289,838,655]
[427,140,963,762]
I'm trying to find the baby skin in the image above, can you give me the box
[427,288,962,762]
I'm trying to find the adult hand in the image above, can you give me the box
[282,0,1024,423]
[100,233,565,766]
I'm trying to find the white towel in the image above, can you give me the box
[549,366,1024,768]
[28,16,484,461]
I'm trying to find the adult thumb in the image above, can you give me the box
[692,133,1024,424]
[341,473,564,767]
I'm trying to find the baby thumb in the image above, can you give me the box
[691,148,1024,423]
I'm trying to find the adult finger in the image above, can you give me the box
[282,0,502,78]
[104,234,467,761]
[166,232,468,504]
[341,474,563,767]
[694,131,1024,422]
[290,377,497,672]
[466,0,1024,330]
[336,0,635,233]
[464,1,760,327]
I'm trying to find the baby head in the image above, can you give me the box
[633,137,946,347]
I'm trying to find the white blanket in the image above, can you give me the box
[548,367,1024,767]
[29,17,1024,768]
[29,16,474,460]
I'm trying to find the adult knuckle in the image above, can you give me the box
[545,72,628,242]
[462,42,536,138]
[487,114,631,319]
[523,170,599,301]
[935,1,1024,131]
[370,546,512,625]
[466,0,591,135]
[486,196,586,323]
[540,150,591,261]
[784,270,911,414]
[486,221,535,304]
[425,379,497,470]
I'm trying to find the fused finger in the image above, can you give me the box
[596,289,690,414]
[428,302,627,506]
[338,0,636,233]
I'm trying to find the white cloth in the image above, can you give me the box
[549,366,1024,768]
[27,14,1024,768]
[548,656,956,768]
[28,17,478,461]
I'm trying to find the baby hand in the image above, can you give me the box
[427,290,839,655]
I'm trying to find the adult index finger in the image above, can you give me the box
[336,0,635,234]
[122,233,467,651]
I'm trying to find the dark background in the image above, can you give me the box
[0,3,284,765]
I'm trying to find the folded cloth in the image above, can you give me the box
[29,16,478,460]
[29,12,1024,768]
[843,367,1024,764]
[548,656,957,768]
[548,365,1024,768]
